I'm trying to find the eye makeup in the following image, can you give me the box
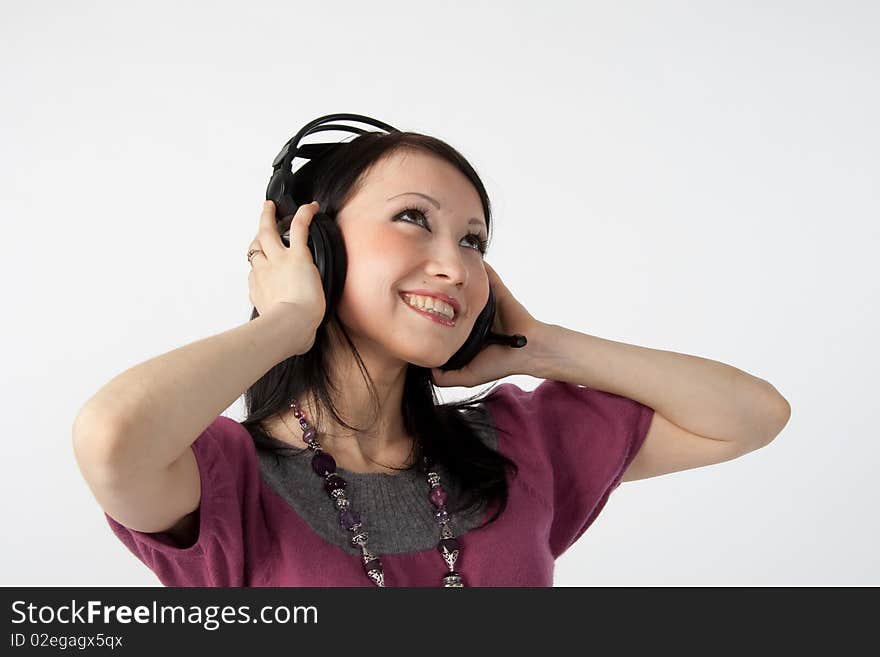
[393,205,489,255]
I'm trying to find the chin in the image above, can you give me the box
[398,352,449,369]
[393,344,458,370]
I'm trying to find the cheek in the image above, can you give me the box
[470,276,491,317]
[335,234,404,324]
[343,230,411,286]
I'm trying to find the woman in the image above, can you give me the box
[72,128,791,587]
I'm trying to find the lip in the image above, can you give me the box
[400,295,457,327]
[399,289,462,316]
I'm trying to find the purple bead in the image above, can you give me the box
[294,410,303,419]
[429,487,448,508]
[311,452,336,476]
[434,508,449,524]
[438,538,460,553]
[323,474,347,494]
[303,427,317,442]
[339,509,361,531]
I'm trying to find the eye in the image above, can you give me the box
[395,206,431,227]
[394,206,488,255]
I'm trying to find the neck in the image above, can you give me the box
[274,324,416,472]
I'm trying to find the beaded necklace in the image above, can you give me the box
[281,398,465,587]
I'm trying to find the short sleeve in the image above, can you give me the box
[103,415,262,586]
[483,379,655,559]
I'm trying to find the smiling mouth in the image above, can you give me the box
[399,295,457,327]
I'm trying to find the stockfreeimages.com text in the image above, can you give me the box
[10,600,317,631]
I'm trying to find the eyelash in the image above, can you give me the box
[394,205,489,255]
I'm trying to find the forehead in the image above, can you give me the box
[351,149,485,220]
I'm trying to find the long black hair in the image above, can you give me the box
[241,130,518,528]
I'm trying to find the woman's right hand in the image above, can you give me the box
[248,200,327,356]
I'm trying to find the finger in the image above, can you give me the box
[247,248,268,268]
[285,201,321,252]
[256,200,285,260]
[247,237,268,269]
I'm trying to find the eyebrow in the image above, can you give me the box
[387,192,487,232]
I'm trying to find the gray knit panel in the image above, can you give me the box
[253,407,499,555]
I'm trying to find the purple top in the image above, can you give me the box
[104,379,654,586]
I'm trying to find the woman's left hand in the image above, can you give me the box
[430,261,543,388]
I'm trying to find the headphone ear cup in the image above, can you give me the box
[438,288,496,371]
[306,212,347,325]
[277,208,346,325]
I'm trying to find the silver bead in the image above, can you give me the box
[351,530,369,546]
[442,572,464,587]
[427,472,441,486]
[367,569,385,587]
[334,496,350,509]
[440,547,459,570]
[441,524,455,539]
[331,488,346,500]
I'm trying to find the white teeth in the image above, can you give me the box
[402,294,455,320]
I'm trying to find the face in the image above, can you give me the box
[331,149,491,369]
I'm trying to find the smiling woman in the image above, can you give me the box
[75,117,781,590]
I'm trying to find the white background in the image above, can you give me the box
[2,0,877,586]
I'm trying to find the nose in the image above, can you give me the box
[423,240,468,287]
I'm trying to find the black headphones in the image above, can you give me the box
[265,112,527,372]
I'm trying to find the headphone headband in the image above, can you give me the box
[270,113,400,172]
[266,113,400,219]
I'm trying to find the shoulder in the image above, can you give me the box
[483,378,648,420]
[197,415,253,447]
[190,415,259,474]
[479,378,586,426]
[479,378,652,465]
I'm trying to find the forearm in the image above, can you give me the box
[528,322,791,444]
[73,305,310,474]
